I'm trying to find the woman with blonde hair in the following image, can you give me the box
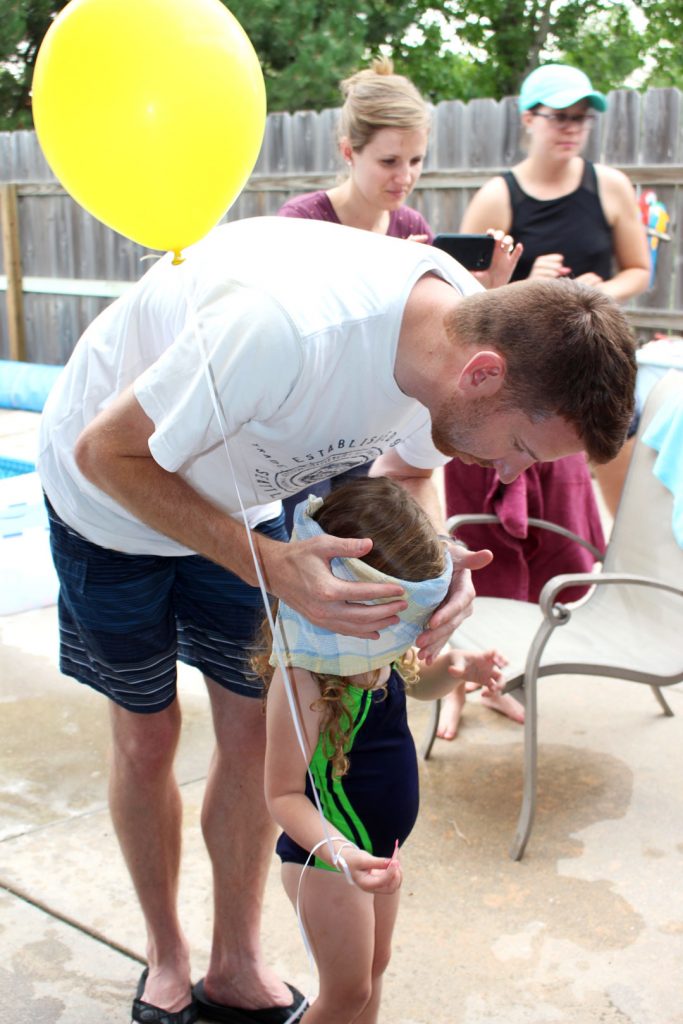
[279,56,432,240]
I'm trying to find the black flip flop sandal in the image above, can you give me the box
[192,979,307,1024]
[132,967,199,1024]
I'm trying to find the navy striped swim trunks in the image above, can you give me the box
[45,498,287,713]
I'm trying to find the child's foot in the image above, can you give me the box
[435,684,466,740]
[480,689,525,724]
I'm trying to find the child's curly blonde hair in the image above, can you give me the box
[252,477,446,776]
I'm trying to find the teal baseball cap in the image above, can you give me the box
[519,64,607,112]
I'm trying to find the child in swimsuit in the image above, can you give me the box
[257,477,506,1024]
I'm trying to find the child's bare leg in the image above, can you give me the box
[281,864,374,1024]
[435,681,466,740]
[352,888,401,1024]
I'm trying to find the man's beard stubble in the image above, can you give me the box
[430,393,497,467]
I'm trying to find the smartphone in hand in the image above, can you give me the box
[432,233,495,271]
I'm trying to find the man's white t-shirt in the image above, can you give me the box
[39,217,481,555]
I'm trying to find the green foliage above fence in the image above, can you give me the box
[1,1,683,128]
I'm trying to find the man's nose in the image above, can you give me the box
[494,453,536,484]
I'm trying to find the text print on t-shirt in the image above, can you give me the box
[252,432,402,497]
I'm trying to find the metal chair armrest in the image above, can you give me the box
[538,571,683,619]
[446,513,604,561]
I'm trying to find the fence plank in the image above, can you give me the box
[433,98,467,169]
[465,99,504,168]
[603,90,641,164]
[0,185,26,360]
[642,88,683,163]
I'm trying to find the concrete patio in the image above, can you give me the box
[1,409,682,1024]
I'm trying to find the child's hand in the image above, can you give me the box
[480,650,508,695]
[447,648,508,694]
[344,846,403,894]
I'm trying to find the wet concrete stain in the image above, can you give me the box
[384,716,668,1023]
[414,739,642,951]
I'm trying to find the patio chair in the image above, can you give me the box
[422,370,683,860]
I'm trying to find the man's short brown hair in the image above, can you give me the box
[450,280,637,462]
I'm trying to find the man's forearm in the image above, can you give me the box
[80,445,268,584]
[73,387,269,583]
[369,459,446,531]
[396,473,445,531]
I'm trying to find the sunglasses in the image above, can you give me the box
[531,110,597,129]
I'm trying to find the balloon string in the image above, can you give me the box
[191,303,350,867]
[193,308,351,1005]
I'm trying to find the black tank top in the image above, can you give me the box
[504,161,613,282]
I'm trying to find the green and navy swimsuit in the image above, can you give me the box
[276,668,419,869]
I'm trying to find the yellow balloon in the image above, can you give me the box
[32,0,266,259]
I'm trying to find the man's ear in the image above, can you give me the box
[458,351,506,395]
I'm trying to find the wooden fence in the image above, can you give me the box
[1,86,682,364]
